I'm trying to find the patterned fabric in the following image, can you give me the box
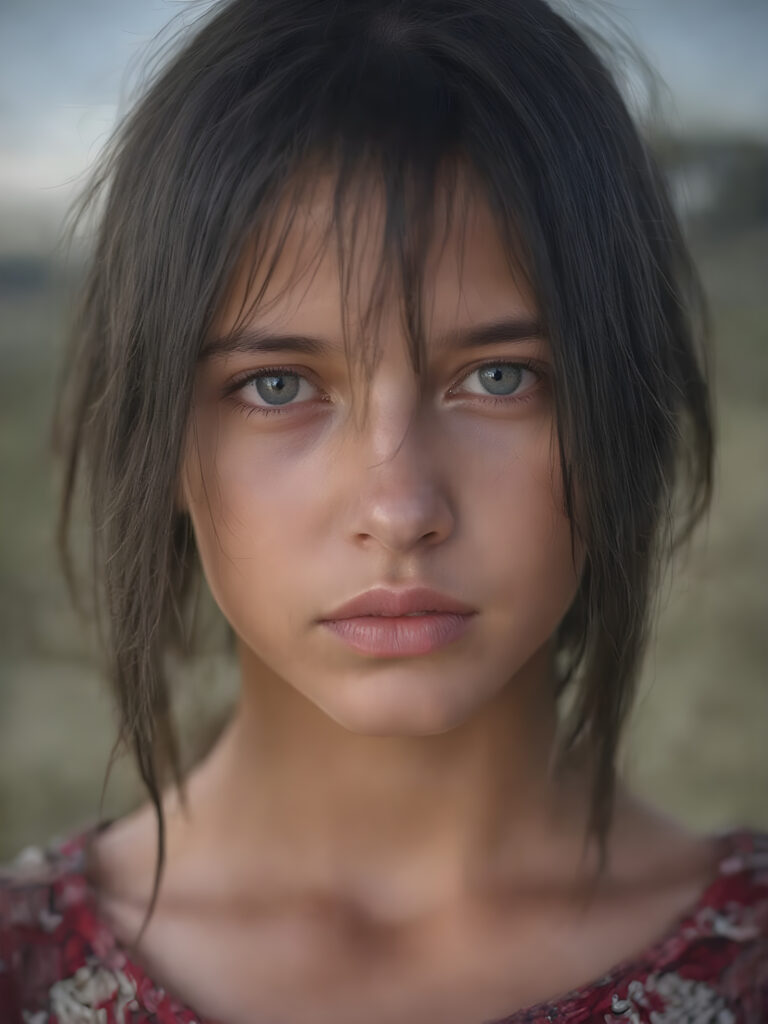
[0,824,766,1023]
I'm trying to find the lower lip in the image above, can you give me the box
[320,613,474,657]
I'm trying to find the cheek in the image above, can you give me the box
[181,414,299,618]
[461,416,581,623]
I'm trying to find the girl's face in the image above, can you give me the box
[181,172,582,735]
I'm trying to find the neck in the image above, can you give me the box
[159,642,594,920]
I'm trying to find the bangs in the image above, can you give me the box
[214,150,533,423]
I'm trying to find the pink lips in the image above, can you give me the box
[319,587,476,657]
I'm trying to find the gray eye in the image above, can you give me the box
[476,365,523,395]
[255,373,301,405]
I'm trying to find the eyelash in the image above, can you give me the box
[223,359,547,421]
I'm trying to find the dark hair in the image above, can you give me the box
[53,0,713,941]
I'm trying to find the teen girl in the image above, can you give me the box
[1,0,766,1021]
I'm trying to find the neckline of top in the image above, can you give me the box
[45,822,767,1024]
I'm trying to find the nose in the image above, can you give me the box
[347,417,455,555]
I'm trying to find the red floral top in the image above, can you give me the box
[0,823,766,1023]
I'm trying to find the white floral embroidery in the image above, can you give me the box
[46,958,137,1024]
[605,971,735,1024]
[711,910,759,941]
[38,907,64,933]
[5,845,51,884]
[608,982,647,1023]
[11,846,47,870]
[21,1013,48,1024]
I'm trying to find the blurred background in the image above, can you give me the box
[1,0,766,859]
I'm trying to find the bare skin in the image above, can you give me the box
[86,168,724,1024]
[87,775,723,1024]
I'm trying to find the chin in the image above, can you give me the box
[312,666,499,737]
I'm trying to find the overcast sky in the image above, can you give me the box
[1,0,766,227]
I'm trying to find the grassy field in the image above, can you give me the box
[1,220,766,861]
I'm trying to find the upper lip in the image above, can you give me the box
[321,587,476,620]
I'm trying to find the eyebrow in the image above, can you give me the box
[198,315,545,362]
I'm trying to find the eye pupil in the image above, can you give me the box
[478,364,522,395]
[255,373,300,405]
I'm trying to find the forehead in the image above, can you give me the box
[214,160,537,343]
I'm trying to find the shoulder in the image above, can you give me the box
[701,826,768,985]
[712,826,768,898]
[0,829,138,1024]
[589,826,768,1024]
[697,826,768,948]
[516,825,768,1024]
[0,837,75,956]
